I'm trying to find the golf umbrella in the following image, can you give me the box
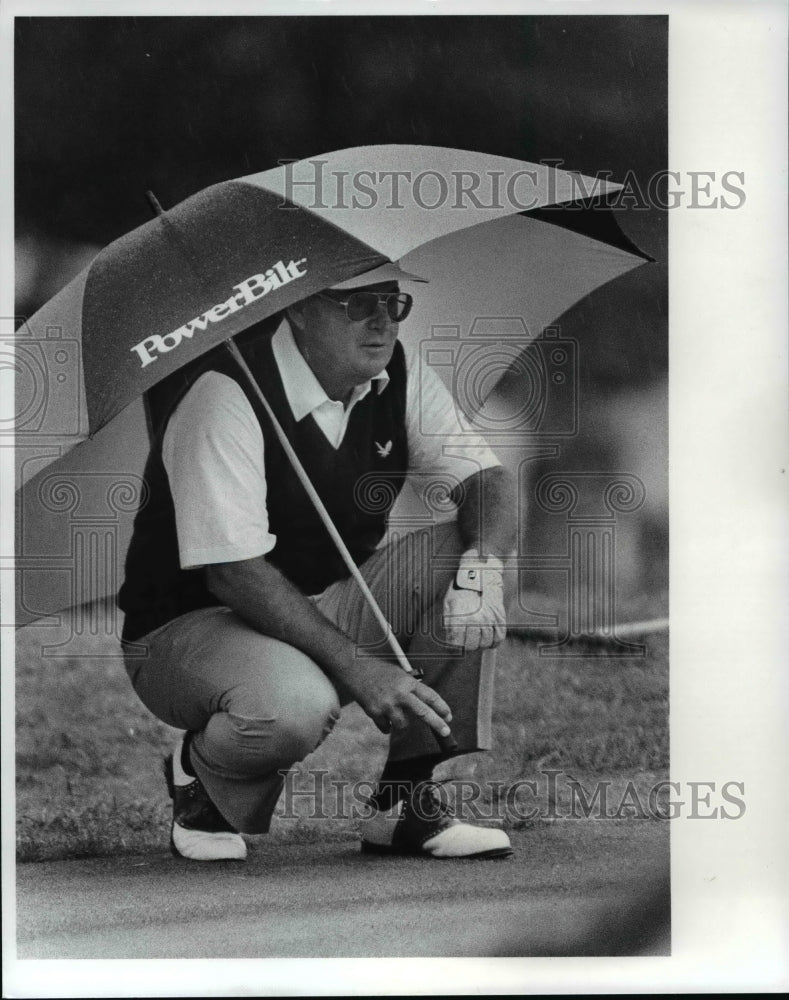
[13,145,652,646]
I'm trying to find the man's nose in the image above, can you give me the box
[367,300,394,329]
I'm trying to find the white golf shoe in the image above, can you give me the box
[164,751,247,862]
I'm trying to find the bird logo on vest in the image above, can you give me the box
[375,440,393,459]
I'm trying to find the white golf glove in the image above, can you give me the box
[443,548,507,651]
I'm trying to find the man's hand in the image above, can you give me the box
[342,658,453,738]
[205,555,453,741]
[443,548,507,650]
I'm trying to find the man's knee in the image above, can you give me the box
[213,672,341,771]
[272,679,342,761]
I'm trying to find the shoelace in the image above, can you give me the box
[408,779,457,823]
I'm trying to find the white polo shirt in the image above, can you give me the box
[163,319,501,569]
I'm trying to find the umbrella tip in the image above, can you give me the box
[145,189,165,217]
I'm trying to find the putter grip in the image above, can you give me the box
[436,730,459,754]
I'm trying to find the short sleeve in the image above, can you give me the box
[161,371,276,569]
[403,342,502,490]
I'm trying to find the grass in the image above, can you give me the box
[16,591,668,862]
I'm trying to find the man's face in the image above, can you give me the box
[288,281,404,401]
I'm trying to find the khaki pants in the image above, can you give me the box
[124,523,496,834]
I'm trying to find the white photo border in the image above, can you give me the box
[1,0,787,995]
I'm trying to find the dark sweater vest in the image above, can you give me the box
[118,328,409,643]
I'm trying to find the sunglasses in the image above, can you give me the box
[317,290,413,323]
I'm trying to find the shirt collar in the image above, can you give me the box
[271,317,390,422]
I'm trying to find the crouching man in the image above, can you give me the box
[119,264,516,861]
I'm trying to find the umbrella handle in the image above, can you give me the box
[224,338,459,754]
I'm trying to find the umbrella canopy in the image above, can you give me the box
[13,145,652,628]
[15,145,649,488]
